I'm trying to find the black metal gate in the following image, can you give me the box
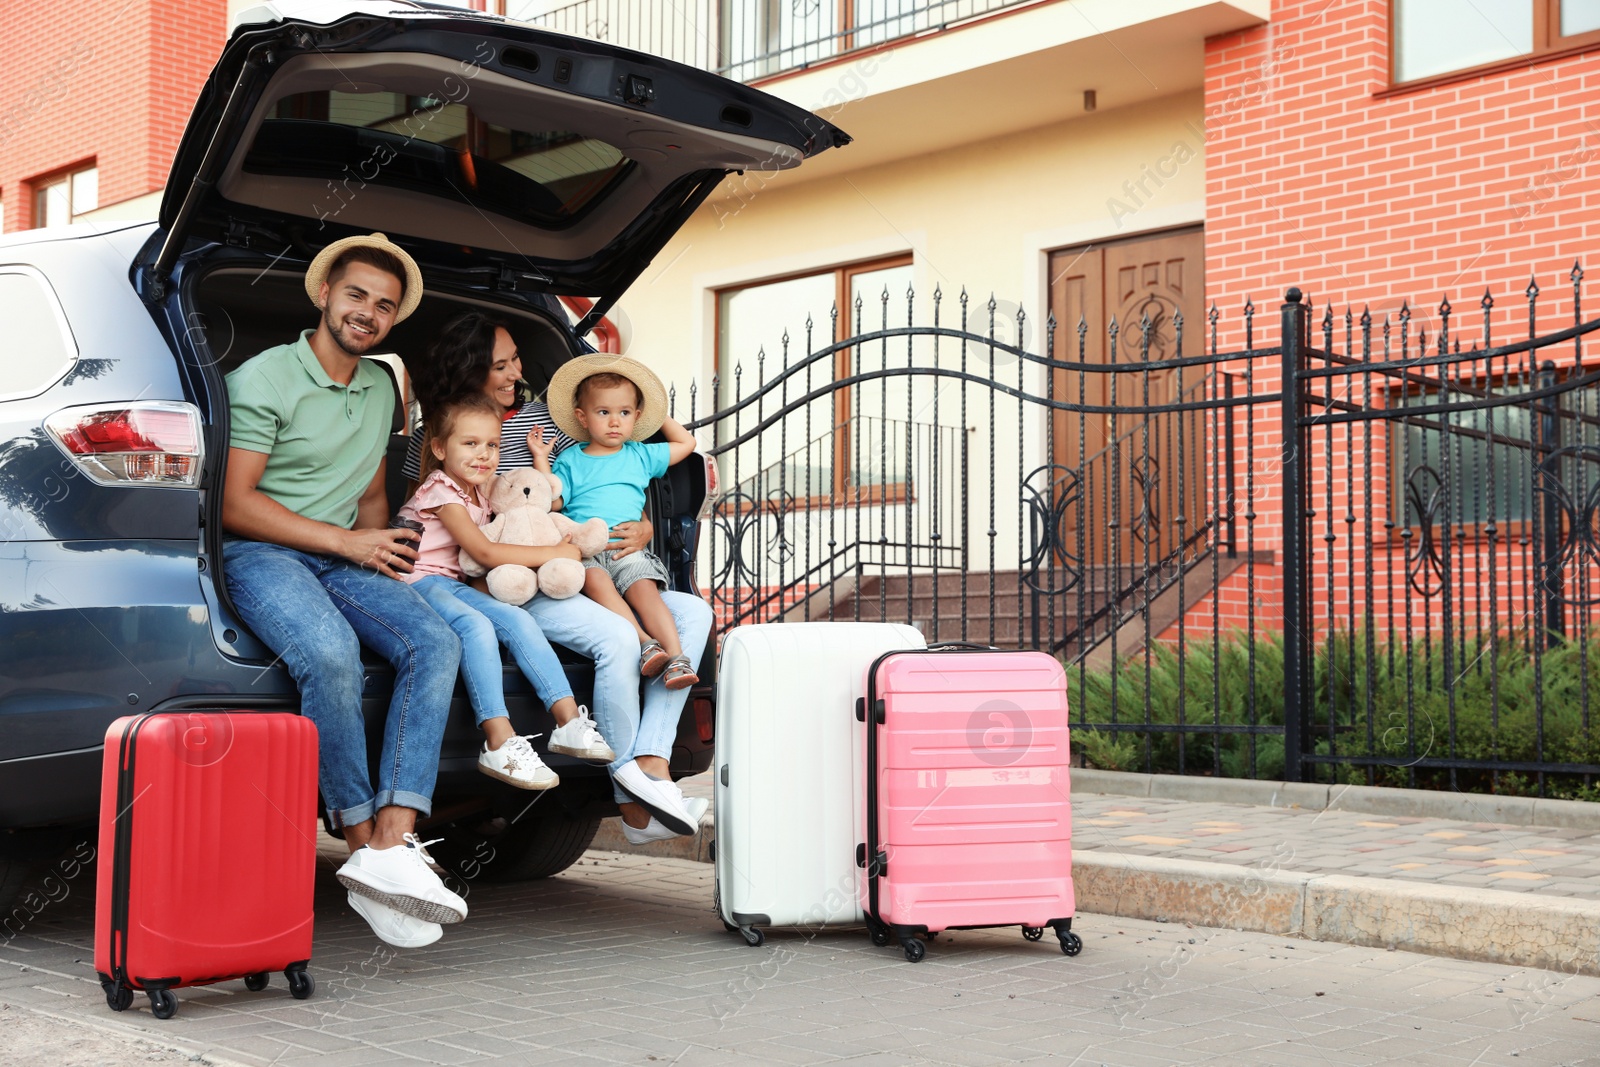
[675,267,1600,796]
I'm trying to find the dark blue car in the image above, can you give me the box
[0,1,847,902]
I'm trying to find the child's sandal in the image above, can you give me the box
[662,655,699,690]
[639,640,669,677]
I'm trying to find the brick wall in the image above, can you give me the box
[0,1,225,231]
[1204,0,1599,332]
[1183,0,1600,644]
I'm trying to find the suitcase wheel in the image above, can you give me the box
[148,988,178,1020]
[901,937,925,963]
[287,968,315,1000]
[244,972,269,992]
[870,926,892,948]
[1059,931,1083,957]
[737,925,765,948]
[104,984,133,1013]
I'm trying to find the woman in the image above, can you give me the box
[407,311,712,842]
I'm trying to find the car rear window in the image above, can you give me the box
[0,270,76,402]
[244,90,631,227]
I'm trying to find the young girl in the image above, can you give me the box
[398,392,614,786]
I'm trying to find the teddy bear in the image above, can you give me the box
[459,467,611,604]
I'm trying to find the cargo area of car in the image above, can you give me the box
[191,268,581,429]
[181,261,713,815]
[190,263,588,562]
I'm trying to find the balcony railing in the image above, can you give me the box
[527,0,1049,81]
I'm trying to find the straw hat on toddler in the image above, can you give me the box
[545,353,669,442]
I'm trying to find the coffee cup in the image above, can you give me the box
[387,516,424,550]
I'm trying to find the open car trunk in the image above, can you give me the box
[187,261,715,828]
[143,2,849,328]
[187,260,710,663]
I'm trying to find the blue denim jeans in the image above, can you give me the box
[522,590,712,802]
[411,574,574,725]
[222,540,461,827]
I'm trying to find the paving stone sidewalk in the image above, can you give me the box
[1066,791,1600,899]
[658,770,1600,975]
[6,848,1600,1066]
[676,771,1600,898]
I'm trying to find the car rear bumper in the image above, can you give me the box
[0,746,103,828]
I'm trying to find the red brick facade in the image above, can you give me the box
[1204,0,1599,323]
[0,1,225,231]
[1182,0,1600,639]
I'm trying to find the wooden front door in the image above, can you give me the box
[1047,227,1206,568]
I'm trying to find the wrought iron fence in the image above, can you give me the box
[527,0,1046,81]
[672,266,1600,796]
[1286,269,1600,795]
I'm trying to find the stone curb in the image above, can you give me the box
[595,773,1600,973]
[1073,768,1600,830]
[1073,850,1600,976]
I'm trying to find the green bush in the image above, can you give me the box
[1066,629,1600,799]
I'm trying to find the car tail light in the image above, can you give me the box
[693,695,714,743]
[697,450,721,521]
[44,402,204,488]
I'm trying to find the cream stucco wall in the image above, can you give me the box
[617,88,1203,396]
[611,89,1206,571]
[616,88,1207,397]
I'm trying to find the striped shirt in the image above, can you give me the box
[402,401,577,482]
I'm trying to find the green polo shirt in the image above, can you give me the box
[226,330,393,530]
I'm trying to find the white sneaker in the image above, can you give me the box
[622,796,710,845]
[547,706,615,762]
[337,833,468,925]
[613,760,695,836]
[347,891,442,948]
[479,734,559,790]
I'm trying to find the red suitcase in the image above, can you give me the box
[95,711,318,1018]
[861,646,1081,962]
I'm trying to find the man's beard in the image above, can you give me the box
[327,309,382,356]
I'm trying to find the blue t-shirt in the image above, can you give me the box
[553,441,671,528]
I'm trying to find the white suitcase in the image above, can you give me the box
[714,622,925,946]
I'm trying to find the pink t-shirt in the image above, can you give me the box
[397,470,486,584]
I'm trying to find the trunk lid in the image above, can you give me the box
[143,1,850,313]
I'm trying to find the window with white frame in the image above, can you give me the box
[716,256,912,403]
[32,165,98,228]
[1393,0,1600,83]
[715,256,913,505]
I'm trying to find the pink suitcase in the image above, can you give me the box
[860,646,1080,962]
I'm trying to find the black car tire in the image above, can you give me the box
[430,809,602,883]
[0,854,43,918]
[0,827,91,916]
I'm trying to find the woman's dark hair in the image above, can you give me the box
[414,310,518,419]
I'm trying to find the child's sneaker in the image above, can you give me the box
[661,655,699,690]
[478,734,559,789]
[547,706,615,761]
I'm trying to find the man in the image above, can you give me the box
[222,232,464,949]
